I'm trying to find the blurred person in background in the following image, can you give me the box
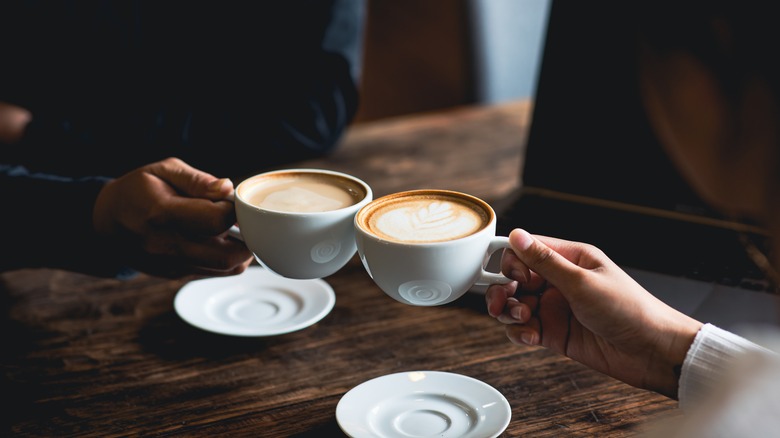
[0,0,365,279]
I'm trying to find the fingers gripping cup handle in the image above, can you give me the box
[227,225,244,241]
[477,236,512,285]
[225,188,244,242]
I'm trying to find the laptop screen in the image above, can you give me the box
[498,1,774,291]
[520,0,717,218]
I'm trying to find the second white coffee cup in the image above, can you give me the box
[354,189,512,306]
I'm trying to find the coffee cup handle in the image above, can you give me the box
[227,225,244,241]
[224,190,244,241]
[477,236,513,285]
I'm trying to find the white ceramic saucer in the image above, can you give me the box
[174,266,335,337]
[336,371,511,438]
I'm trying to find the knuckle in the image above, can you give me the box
[530,244,555,267]
[162,156,183,167]
[580,241,601,255]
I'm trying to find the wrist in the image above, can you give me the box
[648,313,703,399]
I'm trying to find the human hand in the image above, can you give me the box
[93,157,253,278]
[0,101,31,145]
[486,228,703,399]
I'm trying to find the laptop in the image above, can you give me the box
[488,1,779,333]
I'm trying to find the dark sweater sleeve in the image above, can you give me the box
[1,165,134,278]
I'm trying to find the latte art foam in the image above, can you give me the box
[257,186,347,212]
[241,173,364,213]
[362,192,490,243]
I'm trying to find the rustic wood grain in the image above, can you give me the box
[1,100,680,437]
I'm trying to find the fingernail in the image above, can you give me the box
[485,298,494,316]
[208,178,231,193]
[510,306,523,321]
[514,229,534,251]
[521,332,535,345]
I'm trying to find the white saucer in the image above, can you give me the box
[336,371,511,438]
[174,266,335,337]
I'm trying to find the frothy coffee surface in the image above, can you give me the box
[360,192,490,243]
[242,173,364,213]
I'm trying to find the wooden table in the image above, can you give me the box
[1,100,680,437]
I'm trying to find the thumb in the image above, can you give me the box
[147,157,233,201]
[508,228,582,289]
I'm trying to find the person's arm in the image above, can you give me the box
[487,228,780,406]
[679,323,778,410]
[486,228,703,399]
[1,164,128,277]
[646,325,780,437]
[2,158,254,278]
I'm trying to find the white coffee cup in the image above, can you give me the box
[354,189,512,306]
[229,168,372,279]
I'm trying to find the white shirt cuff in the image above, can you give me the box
[679,323,774,410]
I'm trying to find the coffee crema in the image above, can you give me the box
[240,172,366,213]
[357,190,492,243]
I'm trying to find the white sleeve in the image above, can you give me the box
[678,323,776,410]
[647,324,780,438]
